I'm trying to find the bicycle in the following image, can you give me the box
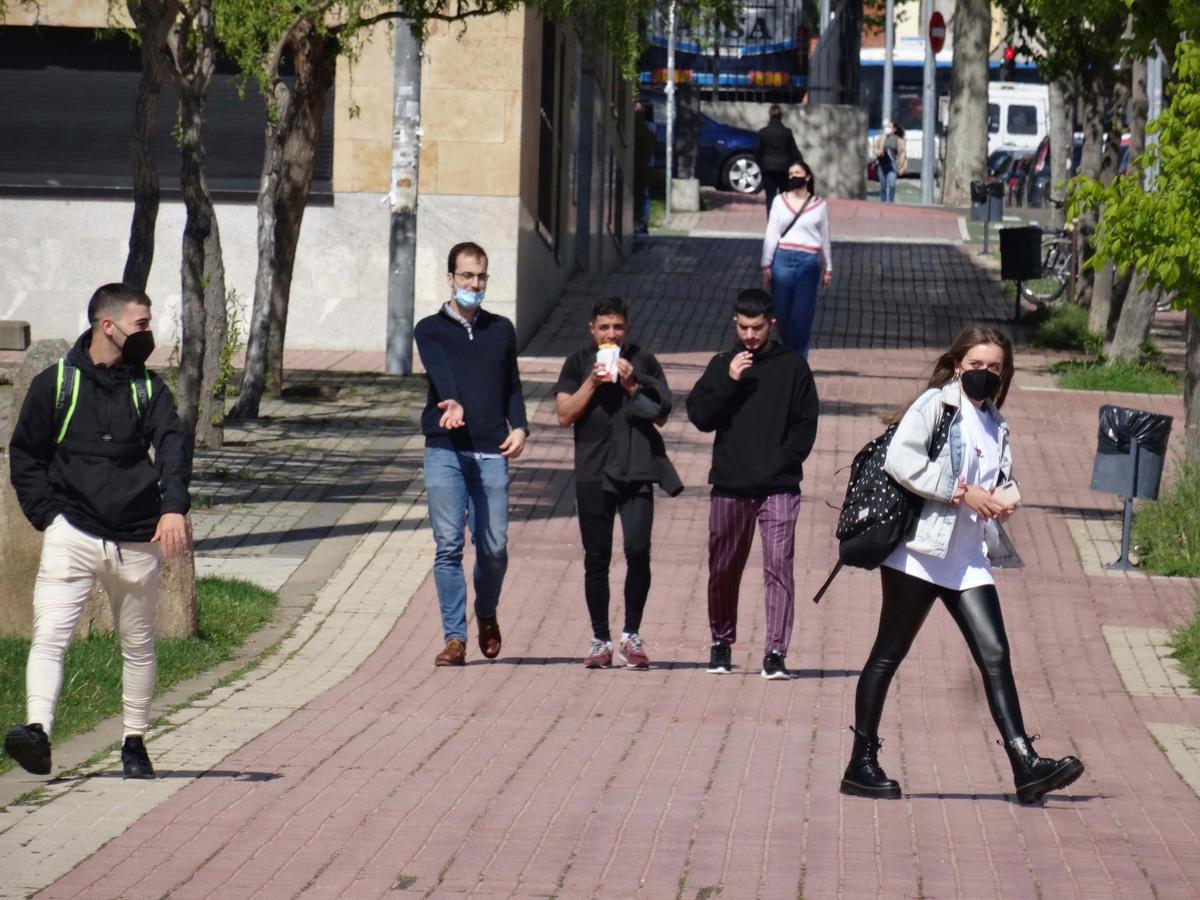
[1019,197,1075,306]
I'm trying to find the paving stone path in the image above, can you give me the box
[1,221,1199,899]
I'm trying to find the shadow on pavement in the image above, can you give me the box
[904,791,1099,804]
[52,770,283,783]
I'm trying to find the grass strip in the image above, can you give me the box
[1051,358,1182,394]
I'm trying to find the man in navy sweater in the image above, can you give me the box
[415,242,529,667]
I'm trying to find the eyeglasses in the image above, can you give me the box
[453,271,489,284]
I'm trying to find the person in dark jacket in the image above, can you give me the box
[415,241,529,668]
[555,296,680,671]
[686,288,819,681]
[754,104,805,215]
[5,283,191,780]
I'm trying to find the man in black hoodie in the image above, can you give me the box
[686,289,819,680]
[5,283,191,779]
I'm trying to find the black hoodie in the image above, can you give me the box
[686,340,819,496]
[8,330,191,542]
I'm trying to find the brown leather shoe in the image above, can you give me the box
[435,638,466,666]
[478,616,502,659]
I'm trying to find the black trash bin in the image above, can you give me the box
[970,180,1003,223]
[1000,225,1042,281]
[1091,405,1173,499]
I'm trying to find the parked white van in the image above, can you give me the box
[988,82,1048,155]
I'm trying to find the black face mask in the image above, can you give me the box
[787,176,809,191]
[960,368,1002,402]
[116,327,156,367]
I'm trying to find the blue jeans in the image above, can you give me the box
[880,168,898,202]
[423,446,510,642]
[770,249,822,358]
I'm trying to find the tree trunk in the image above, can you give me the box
[1106,56,1153,362]
[1047,77,1072,229]
[1109,274,1156,363]
[1089,55,1132,336]
[1187,311,1200,460]
[1074,73,1106,308]
[228,97,285,421]
[123,0,178,290]
[265,27,337,399]
[170,0,226,449]
[939,0,989,207]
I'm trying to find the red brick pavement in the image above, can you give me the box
[670,189,965,243]
[40,239,1200,899]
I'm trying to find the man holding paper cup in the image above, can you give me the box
[554,297,682,670]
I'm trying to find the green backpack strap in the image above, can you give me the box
[53,359,80,444]
[130,372,152,420]
[53,361,152,444]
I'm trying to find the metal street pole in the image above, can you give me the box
[1146,45,1165,188]
[819,0,831,34]
[665,1,676,226]
[882,0,895,128]
[920,23,935,204]
[385,14,421,375]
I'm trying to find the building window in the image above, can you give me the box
[0,25,334,199]
[536,19,565,249]
[607,149,624,244]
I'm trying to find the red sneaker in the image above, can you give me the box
[617,633,650,670]
[584,638,613,668]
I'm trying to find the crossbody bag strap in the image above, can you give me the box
[782,194,815,240]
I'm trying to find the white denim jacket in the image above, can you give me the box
[883,382,1021,566]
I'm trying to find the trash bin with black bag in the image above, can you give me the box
[1090,405,1173,569]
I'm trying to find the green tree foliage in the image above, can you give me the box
[1069,43,1200,312]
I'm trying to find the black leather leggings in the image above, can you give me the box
[854,566,1027,742]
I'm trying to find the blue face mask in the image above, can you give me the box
[454,287,485,310]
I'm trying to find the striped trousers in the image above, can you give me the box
[707,492,801,656]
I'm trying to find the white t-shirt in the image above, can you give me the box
[883,397,1002,590]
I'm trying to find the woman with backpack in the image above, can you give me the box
[760,160,832,359]
[840,326,1085,804]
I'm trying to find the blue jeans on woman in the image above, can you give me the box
[423,446,510,643]
[770,248,822,358]
[880,168,898,202]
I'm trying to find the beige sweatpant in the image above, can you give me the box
[27,515,161,738]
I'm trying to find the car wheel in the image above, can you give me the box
[722,153,762,194]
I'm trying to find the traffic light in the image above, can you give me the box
[1000,46,1016,81]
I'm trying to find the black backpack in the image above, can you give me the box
[811,403,955,604]
[52,358,153,445]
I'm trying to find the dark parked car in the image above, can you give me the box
[643,93,762,194]
[1026,135,1121,208]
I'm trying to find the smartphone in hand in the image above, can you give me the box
[993,480,1022,508]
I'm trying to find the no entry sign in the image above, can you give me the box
[929,11,946,54]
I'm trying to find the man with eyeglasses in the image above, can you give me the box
[415,241,529,667]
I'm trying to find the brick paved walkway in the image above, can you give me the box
[3,232,1200,899]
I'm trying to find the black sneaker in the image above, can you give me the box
[707,642,732,674]
[121,735,155,780]
[4,723,51,775]
[761,652,790,681]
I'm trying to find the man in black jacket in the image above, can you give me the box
[415,241,528,667]
[5,283,191,779]
[554,296,680,671]
[754,104,805,214]
[686,289,819,680]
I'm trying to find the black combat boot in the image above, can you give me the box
[839,726,901,799]
[1003,734,1084,804]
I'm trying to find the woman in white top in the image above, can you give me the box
[760,161,832,358]
[840,326,1085,805]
